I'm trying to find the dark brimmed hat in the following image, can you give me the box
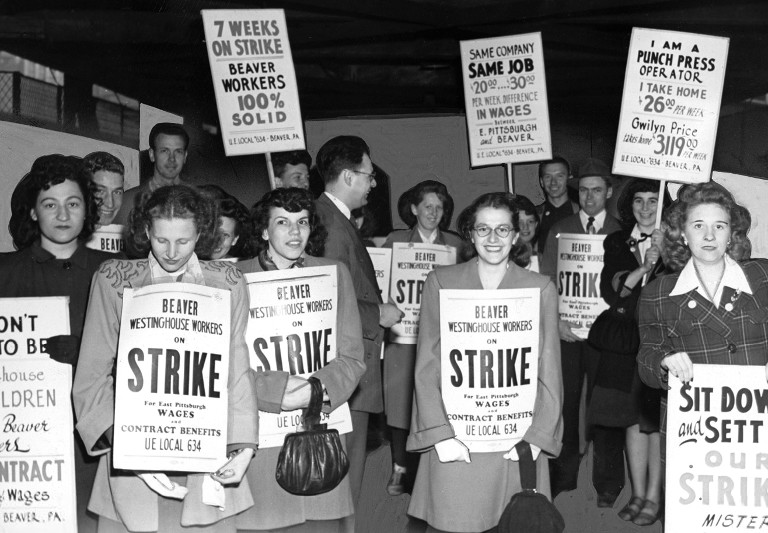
[568,158,612,189]
[397,178,454,230]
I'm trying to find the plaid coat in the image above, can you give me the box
[637,258,768,459]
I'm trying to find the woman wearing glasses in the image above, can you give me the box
[406,192,563,532]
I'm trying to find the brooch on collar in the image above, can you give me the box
[724,289,741,312]
[626,236,638,253]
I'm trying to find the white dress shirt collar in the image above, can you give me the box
[324,191,352,220]
[579,210,607,233]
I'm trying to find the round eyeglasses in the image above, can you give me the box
[472,225,513,238]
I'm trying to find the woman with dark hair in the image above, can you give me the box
[638,181,768,516]
[382,179,465,495]
[0,154,113,533]
[406,192,562,532]
[198,184,253,260]
[236,187,365,533]
[514,195,541,271]
[73,185,257,533]
[592,178,666,526]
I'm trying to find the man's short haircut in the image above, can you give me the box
[272,150,312,178]
[82,151,124,178]
[538,156,571,178]
[316,136,370,185]
[149,122,189,151]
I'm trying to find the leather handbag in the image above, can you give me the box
[587,301,640,355]
[498,441,564,533]
[498,440,565,533]
[275,376,349,496]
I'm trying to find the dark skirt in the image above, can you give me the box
[588,350,661,431]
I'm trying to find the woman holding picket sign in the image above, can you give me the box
[591,178,666,526]
[638,182,768,462]
[406,192,563,533]
[73,185,257,533]
[381,178,465,496]
[236,187,366,533]
[0,154,115,533]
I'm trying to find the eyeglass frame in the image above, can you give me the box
[349,169,377,181]
[472,225,514,238]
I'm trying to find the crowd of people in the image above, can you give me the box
[1,121,765,533]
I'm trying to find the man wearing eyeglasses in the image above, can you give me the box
[315,135,404,509]
[540,158,624,507]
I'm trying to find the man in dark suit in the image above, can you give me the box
[540,158,625,506]
[536,156,579,254]
[315,135,404,506]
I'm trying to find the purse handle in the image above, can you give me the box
[302,376,324,430]
[515,440,537,491]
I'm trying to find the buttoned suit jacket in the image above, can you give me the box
[315,193,384,412]
[637,258,768,461]
[638,258,768,389]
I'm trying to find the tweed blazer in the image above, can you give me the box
[637,258,768,462]
[540,211,622,283]
[638,258,768,390]
[315,193,385,412]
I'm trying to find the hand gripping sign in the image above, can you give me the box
[1,297,76,531]
[667,365,768,532]
[555,233,609,339]
[244,265,352,448]
[389,242,456,344]
[113,283,230,472]
[440,288,539,453]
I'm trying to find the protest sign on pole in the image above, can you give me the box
[439,288,539,453]
[0,358,78,532]
[244,265,352,448]
[389,243,456,344]
[460,32,552,167]
[0,298,77,531]
[367,247,392,303]
[667,365,768,531]
[0,297,70,357]
[613,28,729,183]
[113,283,230,472]
[201,9,305,156]
[555,233,609,339]
[86,224,125,254]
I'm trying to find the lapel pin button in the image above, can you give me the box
[725,303,734,312]
[688,300,697,309]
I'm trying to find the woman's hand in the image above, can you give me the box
[643,245,660,271]
[651,229,664,250]
[503,442,541,461]
[281,376,311,411]
[558,319,581,342]
[211,448,255,485]
[434,438,471,463]
[380,302,405,327]
[137,473,189,499]
[281,376,330,411]
[661,352,694,383]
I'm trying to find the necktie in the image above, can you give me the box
[637,232,652,243]
[587,216,596,234]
